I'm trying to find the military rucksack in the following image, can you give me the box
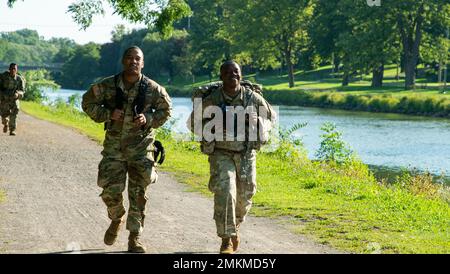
[191,80,263,101]
[191,80,266,155]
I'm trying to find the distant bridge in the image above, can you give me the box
[0,63,63,72]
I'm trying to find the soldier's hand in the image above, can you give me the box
[134,114,146,127]
[111,109,125,121]
[14,92,19,100]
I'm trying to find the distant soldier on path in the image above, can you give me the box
[82,46,172,253]
[0,63,25,136]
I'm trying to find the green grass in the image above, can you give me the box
[21,101,105,143]
[21,101,450,253]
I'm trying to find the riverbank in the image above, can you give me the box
[20,101,450,253]
[370,165,450,186]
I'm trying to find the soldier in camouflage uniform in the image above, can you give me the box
[188,61,276,254]
[0,63,25,136]
[82,46,172,253]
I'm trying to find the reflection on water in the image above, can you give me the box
[44,89,450,180]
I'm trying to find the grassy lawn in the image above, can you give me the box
[21,101,450,253]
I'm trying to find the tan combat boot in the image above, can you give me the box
[231,234,240,252]
[128,232,146,253]
[231,223,240,252]
[220,237,234,254]
[104,219,122,246]
[9,131,16,136]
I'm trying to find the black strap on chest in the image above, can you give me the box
[104,74,149,131]
[113,73,126,110]
[113,73,148,115]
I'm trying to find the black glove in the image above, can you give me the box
[153,140,165,165]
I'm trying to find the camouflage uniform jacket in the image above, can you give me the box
[0,72,25,100]
[190,83,275,154]
[82,73,172,161]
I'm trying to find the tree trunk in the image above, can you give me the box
[372,64,384,87]
[342,71,350,86]
[208,70,213,82]
[286,49,295,88]
[404,58,416,90]
[400,56,405,73]
[444,63,448,93]
[397,5,424,90]
[331,52,335,74]
[396,62,400,81]
[334,55,341,74]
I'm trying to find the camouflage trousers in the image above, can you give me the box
[0,97,19,131]
[208,149,257,238]
[97,156,158,233]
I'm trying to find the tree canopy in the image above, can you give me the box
[4,0,450,90]
[7,0,191,36]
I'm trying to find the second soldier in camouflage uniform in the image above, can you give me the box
[188,61,276,254]
[82,46,172,253]
[0,63,25,136]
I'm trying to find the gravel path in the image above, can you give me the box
[0,113,341,254]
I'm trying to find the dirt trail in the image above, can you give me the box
[0,113,341,254]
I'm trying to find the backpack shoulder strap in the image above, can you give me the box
[133,75,147,115]
[113,73,126,110]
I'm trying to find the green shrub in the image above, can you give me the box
[22,69,60,103]
[315,122,353,164]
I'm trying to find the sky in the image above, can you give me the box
[0,0,147,44]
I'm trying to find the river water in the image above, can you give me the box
[44,89,450,180]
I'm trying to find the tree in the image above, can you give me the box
[233,0,313,88]
[336,0,400,87]
[22,70,60,102]
[59,43,101,89]
[0,29,41,45]
[0,29,60,65]
[111,24,129,42]
[421,33,450,83]
[310,0,349,74]
[141,30,188,79]
[384,0,450,89]
[187,0,236,79]
[7,0,192,37]
[420,4,450,85]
